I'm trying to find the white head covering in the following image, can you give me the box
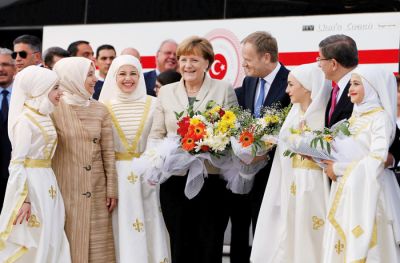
[352,65,397,139]
[53,57,94,107]
[8,65,59,139]
[281,62,330,133]
[99,55,146,103]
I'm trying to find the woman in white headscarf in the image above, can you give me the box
[0,66,70,262]
[322,66,400,263]
[51,57,117,263]
[251,63,331,263]
[99,55,170,263]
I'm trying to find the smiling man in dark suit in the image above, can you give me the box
[318,34,400,177]
[230,31,290,263]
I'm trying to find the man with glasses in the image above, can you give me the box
[318,34,400,175]
[144,39,178,96]
[13,34,42,72]
[0,48,16,212]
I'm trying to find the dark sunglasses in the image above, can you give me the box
[11,51,38,59]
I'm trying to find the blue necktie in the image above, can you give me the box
[254,78,266,118]
[1,89,9,122]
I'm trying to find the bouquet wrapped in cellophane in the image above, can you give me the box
[283,119,361,165]
[226,104,291,194]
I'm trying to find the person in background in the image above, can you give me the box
[120,47,141,60]
[144,39,178,96]
[52,57,117,263]
[13,34,42,72]
[92,44,116,100]
[0,66,71,262]
[67,40,95,62]
[148,36,237,263]
[154,69,181,96]
[43,46,70,70]
[0,48,15,212]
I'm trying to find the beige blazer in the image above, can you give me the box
[149,75,238,174]
[150,74,238,139]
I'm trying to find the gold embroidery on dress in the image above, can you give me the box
[335,239,344,254]
[0,239,5,250]
[27,215,41,228]
[352,225,364,238]
[369,222,377,249]
[160,258,169,263]
[290,182,296,196]
[48,186,57,199]
[312,216,324,230]
[133,218,144,232]
[127,172,139,184]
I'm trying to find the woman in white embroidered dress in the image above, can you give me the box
[0,66,70,262]
[322,66,400,262]
[99,55,170,263]
[251,63,330,263]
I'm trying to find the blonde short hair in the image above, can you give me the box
[177,36,214,69]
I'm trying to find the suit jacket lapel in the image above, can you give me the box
[264,66,287,107]
[329,82,351,125]
[174,79,189,110]
[193,75,211,112]
[246,77,258,114]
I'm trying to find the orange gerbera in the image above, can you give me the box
[239,131,254,147]
[188,122,207,140]
[182,136,196,151]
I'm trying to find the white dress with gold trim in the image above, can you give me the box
[0,107,71,263]
[251,115,330,263]
[107,96,170,263]
[323,108,400,263]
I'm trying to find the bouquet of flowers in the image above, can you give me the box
[231,104,291,164]
[176,100,237,155]
[283,119,352,160]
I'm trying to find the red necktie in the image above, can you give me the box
[328,81,339,125]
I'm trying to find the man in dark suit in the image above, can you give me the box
[231,31,290,263]
[0,48,15,212]
[92,44,116,100]
[318,34,400,177]
[144,39,178,96]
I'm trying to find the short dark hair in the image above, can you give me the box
[157,70,181,86]
[13,34,42,53]
[67,40,89,56]
[319,34,358,68]
[43,46,70,68]
[241,31,278,62]
[96,44,116,58]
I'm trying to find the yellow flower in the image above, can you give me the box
[221,111,236,124]
[209,106,221,115]
[217,122,229,134]
[264,115,279,124]
[323,135,333,143]
[290,128,302,134]
[190,118,201,126]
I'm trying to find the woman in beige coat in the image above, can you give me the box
[52,57,118,263]
[148,36,237,263]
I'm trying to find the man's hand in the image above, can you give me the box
[322,160,337,182]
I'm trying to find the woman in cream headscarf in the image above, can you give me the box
[51,57,117,263]
[251,63,331,263]
[322,66,400,263]
[0,66,70,262]
[99,55,170,263]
